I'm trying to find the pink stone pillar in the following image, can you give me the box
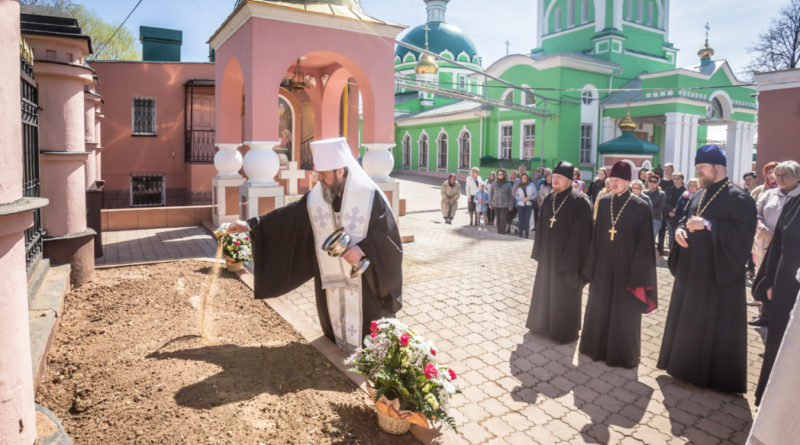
[28,34,95,284]
[0,2,37,443]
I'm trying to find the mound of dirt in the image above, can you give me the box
[35,260,416,444]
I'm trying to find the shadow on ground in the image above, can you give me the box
[510,332,653,444]
[147,341,350,409]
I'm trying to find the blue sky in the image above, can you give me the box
[78,0,786,78]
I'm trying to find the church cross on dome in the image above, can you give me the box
[423,24,431,51]
[704,22,710,46]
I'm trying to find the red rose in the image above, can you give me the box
[448,369,457,380]
[424,363,438,379]
[370,331,377,338]
[244,236,249,241]
[235,240,240,245]
[400,333,410,347]
[430,348,436,356]
[370,320,378,333]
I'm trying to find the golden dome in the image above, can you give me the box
[697,42,715,60]
[416,53,439,75]
[619,109,637,132]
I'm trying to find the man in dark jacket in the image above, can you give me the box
[663,172,687,253]
[644,175,667,255]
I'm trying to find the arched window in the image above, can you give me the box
[554,8,562,32]
[419,134,429,169]
[708,98,724,120]
[503,90,514,107]
[402,134,411,168]
[522,87,536,106]
[581,0,588,23]
[458,131,471,170]
[438,132,448,169]
[625,0,632,20]
[637,0,644,23]
[581,89,594,105]
[567,0,575,27]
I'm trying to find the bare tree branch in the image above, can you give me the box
[749,0,800,72]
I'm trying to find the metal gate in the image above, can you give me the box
[21,43,43,271]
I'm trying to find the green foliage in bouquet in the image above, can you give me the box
[214,223,253,263]
[345,318,461,431]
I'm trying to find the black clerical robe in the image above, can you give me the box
[580,192,657,368]
[753,195,800,404]
[247,190,403,346]
[526,189,593,343]
[657,179,756,393]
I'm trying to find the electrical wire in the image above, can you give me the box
[92,0,144,59]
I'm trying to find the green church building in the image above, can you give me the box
[391,0,757,183]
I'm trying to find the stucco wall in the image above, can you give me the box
[91,61,214,207]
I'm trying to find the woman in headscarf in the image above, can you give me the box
[440,174,460,224]
[536,168,553,209]
[486,171,497,225]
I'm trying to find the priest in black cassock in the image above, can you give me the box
[579,161,658,368]
[526,161,593,343]
[657,145,756,393]
[226,138,402,354]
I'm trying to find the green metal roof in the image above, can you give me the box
[598,131,660,155]
[396,21,479,62]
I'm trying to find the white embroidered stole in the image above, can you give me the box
[307,180,375,353]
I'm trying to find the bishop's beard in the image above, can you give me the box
[322,181,344,204]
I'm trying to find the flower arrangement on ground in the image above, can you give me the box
[345,318,461,432]
[214,223,253,264]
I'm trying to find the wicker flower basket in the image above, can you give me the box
[224,256,244,272]
[376,408,411,435]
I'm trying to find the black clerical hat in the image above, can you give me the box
[553,161,574,179]
[610,161,632,181]
[695,145,727,166]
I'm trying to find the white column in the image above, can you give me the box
[727,121,745,184]
[363,142,400,219]
[537,0,545,47]
[664,112,685,175]
[239,141,284,220]
[601,116,616,143]
[212,143,244,226]
[687,115,700,179]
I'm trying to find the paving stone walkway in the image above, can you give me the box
[96,226,217,266]
[97,175,764,444]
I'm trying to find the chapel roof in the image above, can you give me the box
[232,0,391,25]
[396,21,479,63]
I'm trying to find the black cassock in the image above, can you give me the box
[247,190,403,345]
[526,189,593,343]
[580,192,657,368]
[657,179,756,393]
[752,195,800,404]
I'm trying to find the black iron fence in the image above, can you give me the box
[21,55,43,270]
[185,129,215,163]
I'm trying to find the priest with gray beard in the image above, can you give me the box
[226,138,403,354]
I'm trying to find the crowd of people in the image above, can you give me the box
[439,147,800,404]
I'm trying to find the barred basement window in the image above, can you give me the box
[580,123,593,164]
[131,174,165,207]
[132,96,156,135]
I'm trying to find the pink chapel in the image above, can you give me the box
[0,0,403,442]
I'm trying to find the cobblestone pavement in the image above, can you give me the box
[281,175,763,445]
[97,177,764,444]
[96,226,217,266]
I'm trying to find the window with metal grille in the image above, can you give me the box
[459,75,466,90]
[419,134,428,168]
[437,133,448,169]
[580,123,593,164]
[459,131,471,169]
[522,123,535,160]
[132,96,156,135]
[131,175,165,207]
[402,135,411,168]
[500,124,513,159]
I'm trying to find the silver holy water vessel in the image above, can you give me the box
[321,227,370,278]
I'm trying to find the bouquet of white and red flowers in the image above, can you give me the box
[345,318,461,431]
[214,223,253,264]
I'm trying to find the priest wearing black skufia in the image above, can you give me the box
[579,161,658,368]
[226,138,402,354]
[526,161,593,343]
[657,145,757,393]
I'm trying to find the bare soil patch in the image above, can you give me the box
[36,260,416,444]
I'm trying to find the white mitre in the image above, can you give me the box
[310,137,350,171]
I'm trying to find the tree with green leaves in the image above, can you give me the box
[20,0,140,61]
[749,0,800,72]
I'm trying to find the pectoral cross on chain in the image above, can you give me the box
[549,216,557,228]
[609,227,618,241]
[343,207,366,233]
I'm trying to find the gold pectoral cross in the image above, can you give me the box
[609,227,618,241]
[549,216,557,228]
